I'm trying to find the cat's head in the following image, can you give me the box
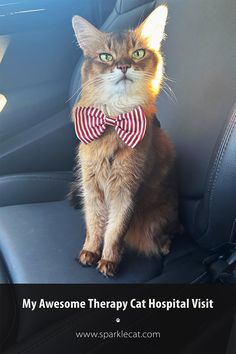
[72,5,168,110]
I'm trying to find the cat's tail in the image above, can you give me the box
[67,181,82,209]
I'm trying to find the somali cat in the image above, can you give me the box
[69,6,181,277]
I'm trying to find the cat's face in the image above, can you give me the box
[72,6,167,108]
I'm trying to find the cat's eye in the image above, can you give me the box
[132,49,146,60]
[99,53,113,62]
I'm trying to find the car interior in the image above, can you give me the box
[0,0,235,352]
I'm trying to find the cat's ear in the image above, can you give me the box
[72,16,104,55]
[136,5,168,51]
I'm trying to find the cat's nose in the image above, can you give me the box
[117,63,131,74]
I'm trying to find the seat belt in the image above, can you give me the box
[203,243,236,283]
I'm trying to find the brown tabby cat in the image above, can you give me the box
[69,6,181,277]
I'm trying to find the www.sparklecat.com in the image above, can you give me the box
[75,331,161,340]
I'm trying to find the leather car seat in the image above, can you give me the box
[0,0,235,283]
[0,0,235,349]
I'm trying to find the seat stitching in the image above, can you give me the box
[229,217,236,243]
[113,0,155,17]
[0,175,72,183]
[206,109,236,194]
[197,107,236,242]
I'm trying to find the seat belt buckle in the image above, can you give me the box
[203,243,236,283]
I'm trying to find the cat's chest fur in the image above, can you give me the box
[78,104,131,190]
[78,98,145,189]
[79,130,122,196]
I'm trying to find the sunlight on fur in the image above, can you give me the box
[152,54,164,93]
[139,5,168,93]
[140,5,168,52]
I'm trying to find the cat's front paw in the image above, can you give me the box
[77,250,100,267]
[97,259,118,277]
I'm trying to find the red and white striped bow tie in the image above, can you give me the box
[74,106,147,148]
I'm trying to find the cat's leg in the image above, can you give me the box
[78,179,106,267]
[97,150,143,277]
[97,189,132,276]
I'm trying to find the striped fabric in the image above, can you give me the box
[74,106,147,148]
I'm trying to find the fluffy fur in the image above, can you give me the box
[69,6,181,277]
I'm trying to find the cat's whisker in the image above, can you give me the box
[163,74,176,84]
[79,77,103,91]
[159,73,177,103]
[163,82,177,102]
[133,71,154,78]
[77,80,103,98]
[66,77,103,103]
[102,76,118,81]
[102,74,120,81]
[165,77,176,84]
[161,82,177,103]
[66,89,81,104]
[130,73,154,82]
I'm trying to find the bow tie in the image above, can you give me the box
[74,106,147,148]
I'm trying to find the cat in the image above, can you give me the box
[69,5,182,277]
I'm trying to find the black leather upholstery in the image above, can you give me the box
[0,0,235,282]
[0,0,235,274]
[194,103,236,248]
[0,200,207,284]
[0,200,161,284]
[0,172,72,207]
[0,0,235,351]
[157,0,236,249]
